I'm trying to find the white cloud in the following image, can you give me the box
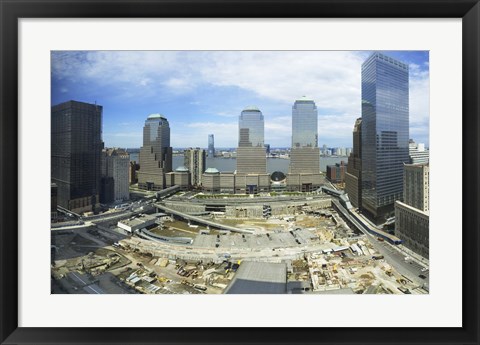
[198,51,363,115]
[53,51,429,147]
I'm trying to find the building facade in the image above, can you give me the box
[51,183,58,220]
[289,97,320,174]
[51,100,103,213]
[395,202,429,258]
[236,106,266,174]
[184,147,206,187]
[138,114,173,190]
[345,118,363,208]
[102,148,130,202]
[326,162,347,183]
[361,52,410,221]
[166,166,191,191]
[100,176,114,204]
[208,134,215,157]
[129,161,139,185]
[403,163,429,212]
[395,163,429,258]
[202,168,221,193]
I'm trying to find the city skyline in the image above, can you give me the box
[50,51,431,296]
[51,50,429,148]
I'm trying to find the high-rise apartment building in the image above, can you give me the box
[138,114,173,190]
[289,97,320,174]
[345,118,363,208]
[102,148,130,202]
[361,52,410,221]
[208,134,215,157]
[51,100,103,213]
[236,106,266,174]
[184,147,206,187]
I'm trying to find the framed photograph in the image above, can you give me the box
[1,0,479,344]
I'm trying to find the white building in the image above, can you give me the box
[103,148,130,201]
[117,214,156,233]
[409,141,429,165]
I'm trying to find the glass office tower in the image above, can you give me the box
[292,96,318,148]
[236,106,266,174]
[289,97,320,174]
[208,134,215,157]
[138,114,173,190]
[238,106,264,147]
[361,52,410,221]
[51,100,103,213]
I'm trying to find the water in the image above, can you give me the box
[130,152,346,173]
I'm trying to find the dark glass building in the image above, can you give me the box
[345,118,363,208]
[361,53,410,221]
[51,100,103,213]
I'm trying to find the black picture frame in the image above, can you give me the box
[1,1,479,344]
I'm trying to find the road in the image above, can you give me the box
[332,199,428,289]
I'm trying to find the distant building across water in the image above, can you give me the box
[208,134,215,157]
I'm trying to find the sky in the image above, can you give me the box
[51,50,429,149]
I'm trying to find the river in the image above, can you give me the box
[129,153,347,173]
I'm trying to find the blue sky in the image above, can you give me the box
[51,50,429,148]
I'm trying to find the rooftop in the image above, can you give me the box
[147,113,167,120]
[224,261,287,294]
[175,166,189,172]
[242,106,261,112]
[295,95,314,102]
[204,167,220,174]
[118,214,156,228]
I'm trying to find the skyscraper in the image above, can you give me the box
[236,106,266,174]
[361,52,410,221]
[51,100,103,213]
[208,134,215,157]
[345,118,363,208]
[102,148,130,202]
[138,114,173,191]
[184,147,206,187]
[289,97,320,174]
